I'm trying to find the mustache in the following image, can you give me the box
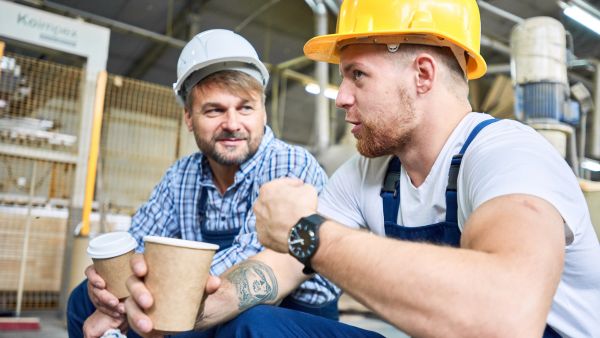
[214,131,248,140]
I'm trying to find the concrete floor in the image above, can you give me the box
[0,310,408,338]
[0,311,67,338]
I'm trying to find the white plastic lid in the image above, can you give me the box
[87,232,138,259]
[143,236,219,251]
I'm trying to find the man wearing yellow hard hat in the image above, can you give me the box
[254,0,600,337]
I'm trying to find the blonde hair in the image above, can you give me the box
[185,70,265,110]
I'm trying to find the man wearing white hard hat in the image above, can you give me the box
[67,29,377,338]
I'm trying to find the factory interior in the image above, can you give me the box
[1,0,600,337]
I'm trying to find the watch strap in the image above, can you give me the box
[297,213,326,275]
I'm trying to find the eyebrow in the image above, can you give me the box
[199,102,223,111]
[341,63,355,75]
[200,98,252,111]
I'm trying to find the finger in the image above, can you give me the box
[130,253,147,277]
[117,302,126,314]
[126,275,153,310]
[124,296,153,335]
[92,287,120,310]
[88,285,120,317]
[205,276,221,295]
[85,265,105,289]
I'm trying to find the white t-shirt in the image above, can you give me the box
[318,112,600,337]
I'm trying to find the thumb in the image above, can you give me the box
[205,275,221,295]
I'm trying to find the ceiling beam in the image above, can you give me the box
[125,0,208,79]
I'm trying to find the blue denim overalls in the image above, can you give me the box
[380,118,560,338]
[198,185,339,320]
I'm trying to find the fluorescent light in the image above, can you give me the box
[582,159,600,172]
[561,1,600,36]
[304,83,338,100]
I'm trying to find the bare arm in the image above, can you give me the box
[195,249,309,330]
[125,249,309,336]
[254,179,565,338]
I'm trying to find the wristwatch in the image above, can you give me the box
[288,213,326,274]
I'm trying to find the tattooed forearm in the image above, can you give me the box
[225,260,278,310]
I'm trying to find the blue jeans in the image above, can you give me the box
[67,280,377,338]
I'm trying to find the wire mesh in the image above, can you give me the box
[0,52,81,312]
[0,51,190,311]
[100,75,185,214]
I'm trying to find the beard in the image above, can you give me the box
[195,130,262,166]
[355,88,416,158]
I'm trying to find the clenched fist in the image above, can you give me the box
[253,178,318,253]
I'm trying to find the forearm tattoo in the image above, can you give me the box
[225,260,278,310]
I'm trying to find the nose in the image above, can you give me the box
[222,109,241,131]
[335,79,354,111]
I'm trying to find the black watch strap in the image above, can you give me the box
[302,265,315,275]
[300,214,326,275]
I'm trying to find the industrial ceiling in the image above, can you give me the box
[8,0,600,86]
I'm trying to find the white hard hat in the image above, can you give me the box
[173,29,270,106]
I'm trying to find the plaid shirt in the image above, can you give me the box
[129,126,339,305]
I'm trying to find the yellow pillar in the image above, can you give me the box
[80,71,108,236]
[580,179,600,241]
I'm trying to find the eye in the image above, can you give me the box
[240,105,254,115]
[204,108,224,117]
[352,69,365,81]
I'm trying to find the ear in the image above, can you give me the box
[184,109,193,132]
[413,53,436,95]
[263,109,268,126]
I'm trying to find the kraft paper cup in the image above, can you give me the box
[87,232,137,299]
[143,236,218,332]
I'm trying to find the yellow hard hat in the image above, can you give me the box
[304,0,487,79]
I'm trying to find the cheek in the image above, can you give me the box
[244,114,266,133]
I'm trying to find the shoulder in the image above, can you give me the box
[458,117,589,236]
[465,118,560,164]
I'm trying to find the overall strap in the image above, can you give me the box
[445,118,499,223]
[198,187,208,215]
[381,156,401,223]
[198,184,253,252]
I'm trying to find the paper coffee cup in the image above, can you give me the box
[87,232,137,299]
[143,236,218,332]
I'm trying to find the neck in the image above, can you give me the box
[396,103,471,188]
[206,158,239,195]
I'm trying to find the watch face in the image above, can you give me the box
[288,223,317,260]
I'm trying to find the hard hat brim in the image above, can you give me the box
[304,30,487,80]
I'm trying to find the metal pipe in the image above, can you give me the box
[313,0,329,154]
[15,162,37,317]
[477,0,524,24]
[235,0,280,32]
[36,0,186,48]
[592,61,600,158]
[486,63,511,74]
[270,69,282,137]
[323,0,340,15]
[480,35,511,55]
